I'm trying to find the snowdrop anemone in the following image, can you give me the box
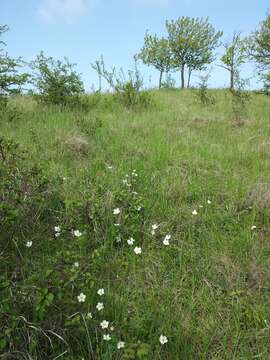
[113,208,121,215]
[159,335,168,345]
[54,226,61,233]
[117,341,125,349]
[96,302,104,311]
[163,235,171,246]
[103,334,111,341]
[86,312,92,319]
[77,293,86,303]
[97,288,105,296]
[207,199,212,204]
[100,320,109,329]
[127,237,135,245]
[73,230,82,237]
[134,246,142,255]
[192,210,198,216]
[73,262,79,268]
[26,241,33,248]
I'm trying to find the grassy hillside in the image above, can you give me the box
[1,89,270,359]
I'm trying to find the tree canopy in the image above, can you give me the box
[166,16,222,88]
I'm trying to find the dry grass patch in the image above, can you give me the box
[63,134,90,157]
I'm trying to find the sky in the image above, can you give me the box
[1,0,269,90]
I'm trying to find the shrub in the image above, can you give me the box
[230,77,251,119]
[196,72,216,105]
[30,51,85,106]
[92,56,154,109]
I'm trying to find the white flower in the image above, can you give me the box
[26,241,33,248]
[122,179,129,185]
[54,226,61,233]
[103,334,111,341]
[96,302,104,311]
[97,288,105,296]
[110,326,114,331]
[192,210,198,216]
[163,235,171,246]
[73,262,79,268]
[207,200,212,204]
[107,165,113,170]
[159,335,168,345]
[137,206,142,211]
[199,205,203,208]
[77,293,86,303]
[100,320,109,329]
[55,232,61,238]
[113,208,121,215]
[117,341,125,349]
[134,246,142,255]
[152,224,159,230]
[251,225,257,230]
[127,237,135,245]
[86,312,92,319]
[73,230,82,237]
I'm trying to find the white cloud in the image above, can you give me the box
[37,0,86,24]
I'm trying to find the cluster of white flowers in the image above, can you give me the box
[192,199,212,216]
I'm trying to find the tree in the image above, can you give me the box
[247,13,270,70]
[137,32,175,89]
[166,16,222,89]
[30,51,84,105]
[0,25,28,101]
[220,32,246,90]
[247,13,270,92]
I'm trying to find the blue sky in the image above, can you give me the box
[1,0,269,90]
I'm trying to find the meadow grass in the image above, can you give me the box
[1,89,270,359]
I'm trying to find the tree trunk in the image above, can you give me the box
[180,64,185,89]
[159,70,163,90]
[230,70,234,90]
[187,68,192,88]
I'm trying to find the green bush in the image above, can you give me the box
[30,51,85,106]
